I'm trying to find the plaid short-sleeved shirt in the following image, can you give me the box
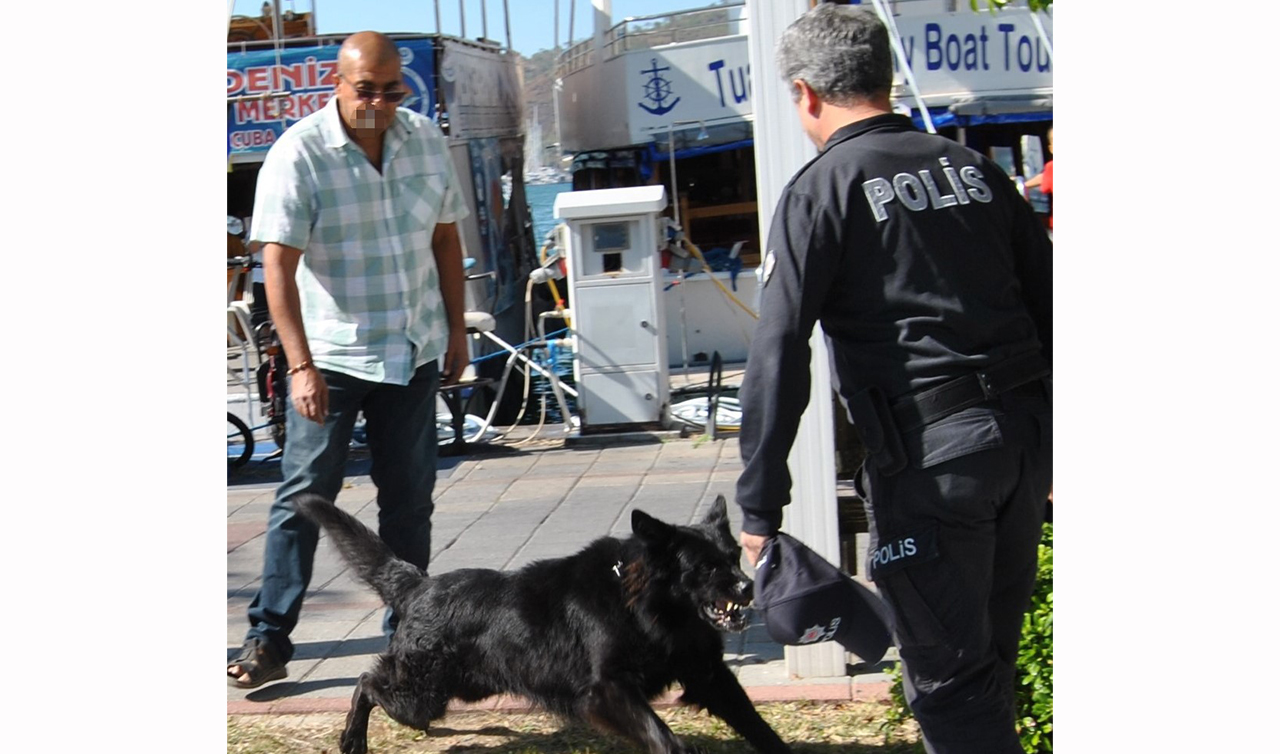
[249,97,469,385]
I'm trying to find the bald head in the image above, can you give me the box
[338,31,401,77]
[333,32,405,144]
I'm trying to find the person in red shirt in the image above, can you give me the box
[1024,127,1053,232]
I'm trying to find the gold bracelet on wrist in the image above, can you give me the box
[287,360,313,375]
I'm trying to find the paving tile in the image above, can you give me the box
[473,505,557,531]
[589,453,659,468]
[533,449,601,465]
[227,499,274,525]
[469,454,541,470]
[227,521,266,552]
[642,471,712,488]
[571,476,643,492]
[432,551,520,572]
[432,501,499,521]
[501,477,578,500]
[518,464,593,480]
[463,463,538,481]
[436,480,514,500]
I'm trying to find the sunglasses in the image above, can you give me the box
[339,75,407,104]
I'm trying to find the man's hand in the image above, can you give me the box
[440,329,470,386]
[290,367,328,425]
[740,531,769,568]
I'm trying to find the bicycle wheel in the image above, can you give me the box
[228,412,254,469]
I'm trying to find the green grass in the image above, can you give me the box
[228,701,922,753]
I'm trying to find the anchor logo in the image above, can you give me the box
[638,58,681,115]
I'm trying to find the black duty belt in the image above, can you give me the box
[891,352,1050,432]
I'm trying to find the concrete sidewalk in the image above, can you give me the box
[227,432,893,716]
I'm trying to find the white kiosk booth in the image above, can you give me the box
[553,185,671,430]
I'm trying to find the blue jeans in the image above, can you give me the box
[243,361,440,663]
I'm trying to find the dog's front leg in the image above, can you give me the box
[582,682,698,754]
[340,672,378,754]
[679,664,793,754]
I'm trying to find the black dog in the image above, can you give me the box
[297,493,792,754]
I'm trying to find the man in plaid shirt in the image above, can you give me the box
[228,31,470,689]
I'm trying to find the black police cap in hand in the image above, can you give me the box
[753,532,893,664]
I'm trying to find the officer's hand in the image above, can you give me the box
[740,531,768,568]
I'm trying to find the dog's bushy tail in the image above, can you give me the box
[295,494,423,609]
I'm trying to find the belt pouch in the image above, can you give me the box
[848,386,907,476]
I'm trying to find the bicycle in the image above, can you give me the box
[227,254,288,469]
[253,317,289,453]
[228,412,254,469]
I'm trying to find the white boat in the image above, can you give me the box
[553,0,1052,369]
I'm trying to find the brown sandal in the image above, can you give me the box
[227,637,287,689]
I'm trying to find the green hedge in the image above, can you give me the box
[1016,522,1053,750]
[883,522,1053,751]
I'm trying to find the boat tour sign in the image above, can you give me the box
[889,11,1052,100]
[629,35,752,143]
[227,38,437,158]
[618,8,1049,145]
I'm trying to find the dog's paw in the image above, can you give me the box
[339,729,368,754]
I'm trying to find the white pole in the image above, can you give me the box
[745,0,845,679]
[667,121,690,380]
[868,0,936,134]
[592,0,611,49]
[667,122,680,229]
[1030,9,1054,65]
[271,1,284,96]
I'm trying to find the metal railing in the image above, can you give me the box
[555,2,746,79]
[607,2,746,56]
[557,38,595,77]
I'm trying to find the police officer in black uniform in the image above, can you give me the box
[735,6,1052,753]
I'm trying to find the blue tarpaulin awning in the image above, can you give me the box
[908,95,1053,130]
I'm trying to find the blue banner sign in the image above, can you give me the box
[227,38,437,157]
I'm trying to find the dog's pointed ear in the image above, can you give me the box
[701,495,730,532]
[632,509,676,544]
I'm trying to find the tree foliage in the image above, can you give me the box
[972,0,1054,12]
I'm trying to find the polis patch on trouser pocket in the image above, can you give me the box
[868,528,940,579]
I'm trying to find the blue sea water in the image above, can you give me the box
[525,182,573,248]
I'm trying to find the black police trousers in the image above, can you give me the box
[858,391,1051,754]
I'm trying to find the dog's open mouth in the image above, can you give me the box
[703,598,749,631]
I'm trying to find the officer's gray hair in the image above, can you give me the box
[777,4,893,106]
